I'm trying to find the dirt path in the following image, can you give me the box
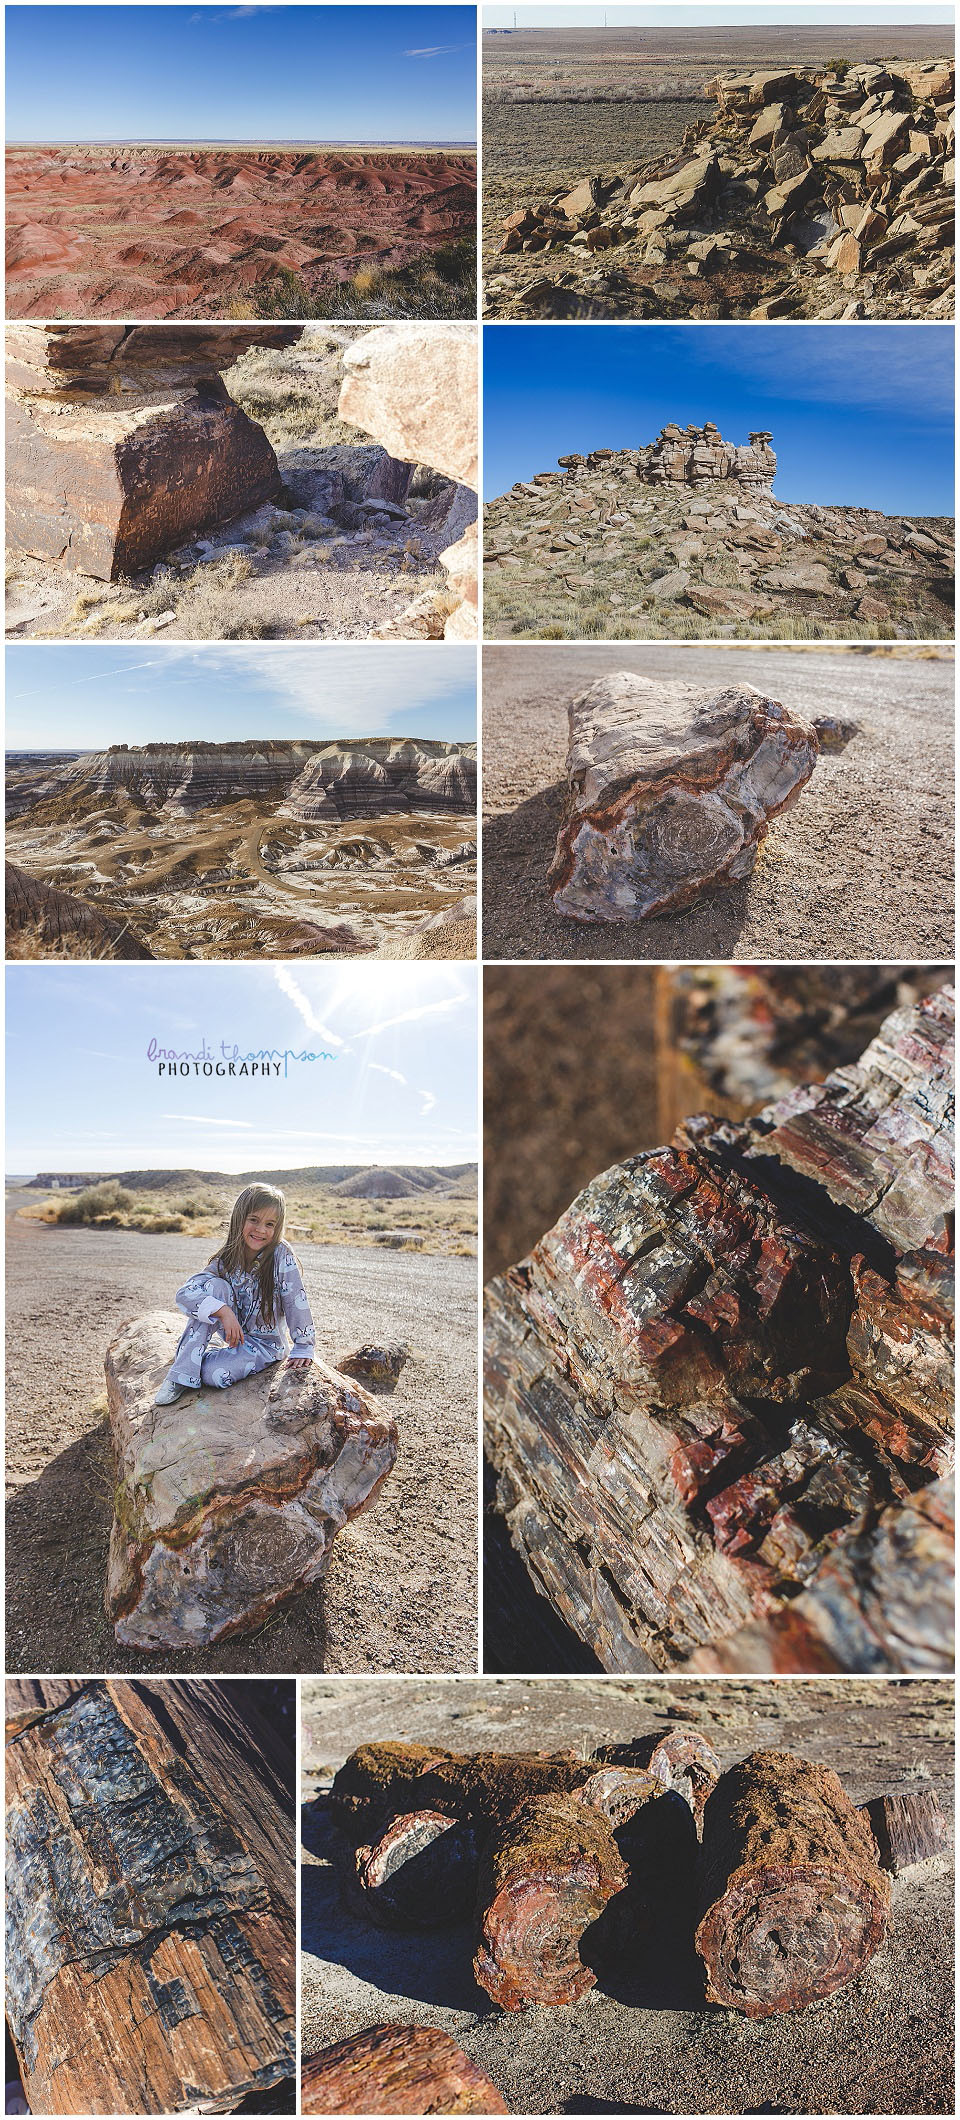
[481,646,955,960]
[301,1675,953,2115]
[4,1213,478,1676]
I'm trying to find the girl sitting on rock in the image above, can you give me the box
[154,1183,315,1405]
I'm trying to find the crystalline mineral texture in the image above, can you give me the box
[484,987,954,1673]
[548,674,820,921]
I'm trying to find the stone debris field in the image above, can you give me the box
[485,60,954,319]
[483,421,955,640]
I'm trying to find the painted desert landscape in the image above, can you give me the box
[6,736,477,960]
[6,144,477,320]
[6,3,477,318]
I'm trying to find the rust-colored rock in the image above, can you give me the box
[695,1749,890,2016]
[484,987,954,1673]
[5,1677,295,2115]
[331,1740,597,1834]
[104,1311,397,1650]
[337,1339,411,1393]
[548,673,820,922]
[865,1786,948,1872]
[593,1728,721,1828]
[301,2025,507,2115]
[473,1792,629,2009]
[6,324,295,580]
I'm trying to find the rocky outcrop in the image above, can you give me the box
[548,674,821,922]
[6,324,302,580]
[105,1312,397,1650]
[483,431,955,640]
[6,860,154,959]
[339,324,478,638]
[487,60,954,321]
[11,738,477,823]
[484,987,954,1674]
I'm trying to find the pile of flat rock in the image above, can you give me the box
[489,60,954,319]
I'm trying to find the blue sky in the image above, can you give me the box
[483,325,955,514]
[6,963,478,1173]
[6,6,477,142]
[484,5,952,25]
[5,644,477,751]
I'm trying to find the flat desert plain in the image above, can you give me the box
[6,144,477,319]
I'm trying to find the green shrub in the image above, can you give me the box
[56,1181,134,1223]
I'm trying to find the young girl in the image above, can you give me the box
[155,1183,315,1405]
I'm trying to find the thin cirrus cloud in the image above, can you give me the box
[693,326,954,422]
[404,45,467,57]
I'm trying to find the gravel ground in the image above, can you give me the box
[4,1211,478,1676]
[300,1675,954,2115]
[481,646,955,961]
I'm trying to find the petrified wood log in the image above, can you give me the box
[105,1312,397,1650]
[473,1793,629,2008]
[301,2026,508,2115]
[864,1786,948,1872]
[695,1749,890,2016]
[351,1810,481,1928]
[6,325,301,581]
[484,987,954,1673]
[336,1339,411,1393]
[5,1677,295,2115]
[594,1729,721,1828]
[331,1740,596,1834]
[547,675,820,922]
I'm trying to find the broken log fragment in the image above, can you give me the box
[548,674,820,923]
[330,1741,597,1835]
[301,2026,508,2115]
[484,985,954,1673]
[351,1809,481,1928]
[5,1677,295,2116]
[864,1786,948,1873]
[593,1729,721,1828]
[695,1749,890,2017]
[473,1792,628,2009]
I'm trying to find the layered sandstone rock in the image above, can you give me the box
[548,674,821,922]
[6,324,301,580]
[339,324,478,638]
[9,738,477,822]
[484,987,954,1673]
[105,1312,397,1650]
[487,59,954,322]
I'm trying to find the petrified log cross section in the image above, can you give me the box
[6,323,302,580]
[549,674,822,922]
[484,987,954,1672]
[105,1312,398,1650]
[5,1678,295,2116]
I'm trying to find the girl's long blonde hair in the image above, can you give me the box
[210,1183,286,1326]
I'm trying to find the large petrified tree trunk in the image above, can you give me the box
[301,2026,508,2114]
[105,1315,397,1650]
[330,1740,596,1832]
[484,987,954,1673]
[695,1749,890,2016]
[6,324,301,581]
[548,675,821,922]
[5,1678,295,2115]
[473,1792,629,2008]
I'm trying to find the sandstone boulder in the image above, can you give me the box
[104,1311,397,1649]
[339,324,477,489]
[548,674,819,922]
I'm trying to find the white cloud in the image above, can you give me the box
[404,45,465,57]
[694,327,954,421]
[272,966,345,1046]
[368,1062,409,1087]
[158,643,476,738]
[161,1113,254,1127]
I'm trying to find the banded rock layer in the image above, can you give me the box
[9,739,477,824]
[484,987,954,1673]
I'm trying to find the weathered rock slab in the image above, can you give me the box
[105,1311,397,1649]
[339,324,477,489]
[548,674,820,922]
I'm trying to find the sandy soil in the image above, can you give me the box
[6,147,477,320]
[4,1211,478,1676]
[481,646,955,961]
[300,1674,954,2115]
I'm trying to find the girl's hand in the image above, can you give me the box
[288,1355,313,1372]
[214,1304,244,1348]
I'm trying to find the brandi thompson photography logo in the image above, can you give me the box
[146,1037,338,1080]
